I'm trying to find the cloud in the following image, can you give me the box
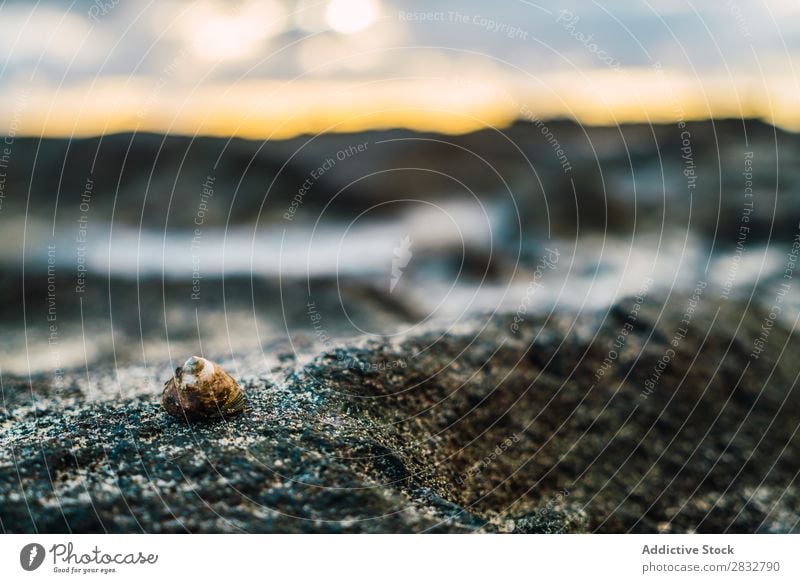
[154,0,289,62]
[0,4,102,67]
[1,0,799,136]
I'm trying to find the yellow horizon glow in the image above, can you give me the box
[1,71,798,141]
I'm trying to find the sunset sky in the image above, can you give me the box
[1,0,799,137]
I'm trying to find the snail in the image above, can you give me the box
[161,356,246,421]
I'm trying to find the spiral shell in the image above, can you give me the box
[161,356,246,421]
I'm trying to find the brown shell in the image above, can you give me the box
[161,356,246,422]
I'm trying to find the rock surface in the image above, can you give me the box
[2,294,798,533]
[3,122,800,533]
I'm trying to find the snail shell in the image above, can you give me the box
[161,356,246,421]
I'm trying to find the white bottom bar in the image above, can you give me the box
[1,534,798,582]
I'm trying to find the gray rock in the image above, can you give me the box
[1,294,798,533]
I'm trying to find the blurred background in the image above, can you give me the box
[1,0,799,386]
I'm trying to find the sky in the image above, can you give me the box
[1,0,799,137]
